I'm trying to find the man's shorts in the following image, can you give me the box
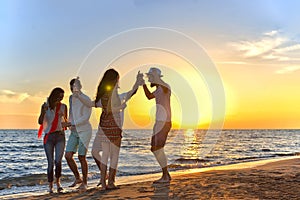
[151,121,172,147]
[66,130,92,156]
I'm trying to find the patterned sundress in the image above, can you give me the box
[99,92,122,142]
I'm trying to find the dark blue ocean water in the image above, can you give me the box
[0,129,300,196]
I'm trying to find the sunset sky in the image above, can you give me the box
[1,0,300,129]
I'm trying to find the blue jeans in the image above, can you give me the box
[44,131,65,182]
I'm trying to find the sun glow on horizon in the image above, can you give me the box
[109,49,219,129]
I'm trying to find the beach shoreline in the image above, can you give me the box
[2,156,300,199]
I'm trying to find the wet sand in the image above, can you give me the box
[5,157,300,199]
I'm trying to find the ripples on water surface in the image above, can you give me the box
[0,129,299,195]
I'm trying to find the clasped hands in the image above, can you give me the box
[136,71,145,86]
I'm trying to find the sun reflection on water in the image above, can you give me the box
[181,129,204,159]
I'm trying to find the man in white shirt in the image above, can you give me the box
[65,78,92,190]
[142,67,172,183]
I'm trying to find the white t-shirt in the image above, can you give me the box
[153,85,171,122]
[43,104,66,134]
[69,93,92,133]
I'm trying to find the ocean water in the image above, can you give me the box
[0,129,300,196]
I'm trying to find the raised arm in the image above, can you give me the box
[124,80,139,102]
[123,71,143,102]
[75,93,96,108]
[143,84,155,100]
[38,103,48,125]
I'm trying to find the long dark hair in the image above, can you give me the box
[95,69,120,107]
[48,87,64,110]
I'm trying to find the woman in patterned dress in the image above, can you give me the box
[75,69,143,189]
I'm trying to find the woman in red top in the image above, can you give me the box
[38,87,68,193]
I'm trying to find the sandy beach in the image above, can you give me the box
[3,156,299,200]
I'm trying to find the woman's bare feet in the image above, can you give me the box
[100,185,106,191]
[97,173,108,186]
[56,179,64,193]
[69,178,83,187]
[106,183,120,190]
[77,183,87,191]
[49,182,54,193]
[99,178,106,191]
